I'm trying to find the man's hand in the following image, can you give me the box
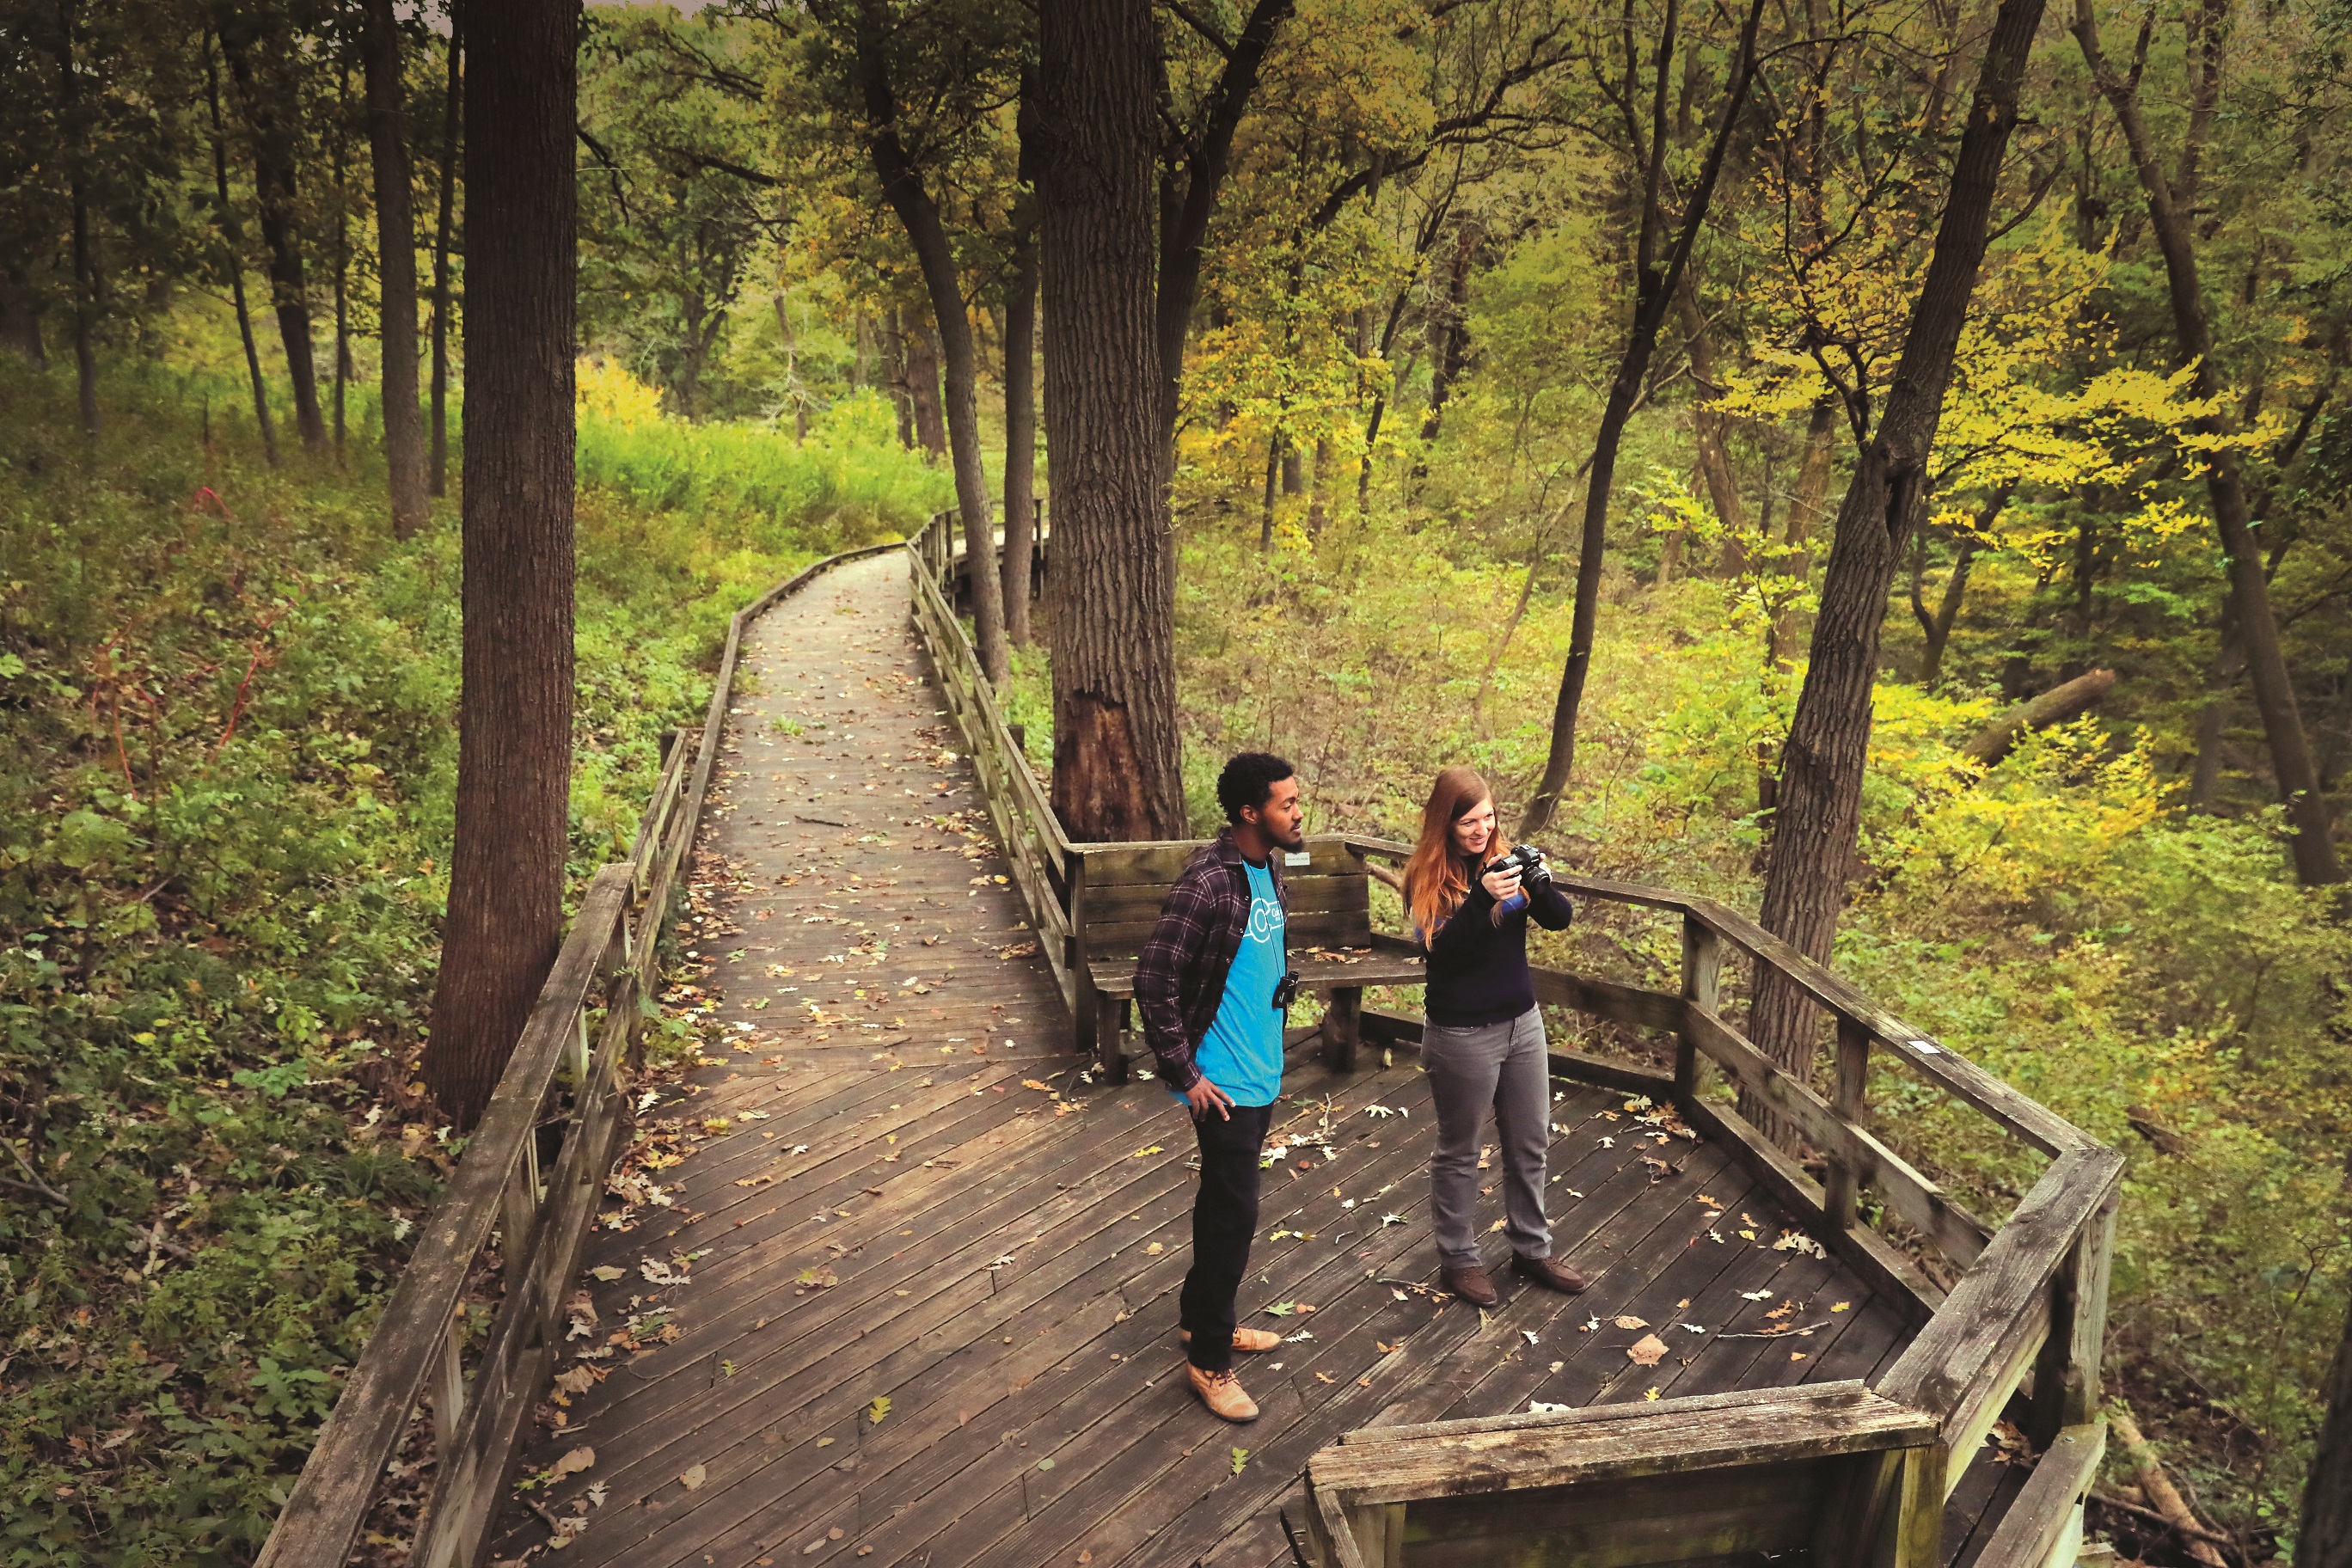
[1185,1077,1234,1122]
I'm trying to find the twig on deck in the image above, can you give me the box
[1713,1321,1828,1338]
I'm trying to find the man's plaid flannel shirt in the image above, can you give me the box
[1133,828,1289,1093]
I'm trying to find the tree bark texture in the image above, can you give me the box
[2300,1282,2352,1568]
[1748,0,2050,1131]
[1519,0,1767,837]
[1766,398,1839,671]
[421,0,577,1130]
[2073,0,2342,885]
[204,28,276,465]
[218,11,328,452]
[1153,0,1296,475]
[364,0,428,536]
[54,0,99,439]
[428,11,461,498]
[1038,0,1185,841]
[903,315,946,458]
[1001,168,1040,646]
[851,0,1008,683]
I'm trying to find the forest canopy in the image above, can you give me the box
[0,0,2349,1562]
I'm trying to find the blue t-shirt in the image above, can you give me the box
[1179,858,1286,1107]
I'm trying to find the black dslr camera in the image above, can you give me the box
[1271,971,1302,1010]
[1481,843,1553,888]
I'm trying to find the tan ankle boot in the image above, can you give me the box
[1179,1327,1283,1354]
[1187,1364,1260,1423]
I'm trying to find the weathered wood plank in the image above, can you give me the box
[252,867,632,1568]
[1966,1423,2104,1568]
[1351,1378,1883,1445]
[2029,1191,2116,1448]
[1310,1383,1935,1504]
[1684,1005,1993,1270]
[1877,1148,2126,1429]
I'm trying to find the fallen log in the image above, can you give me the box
[2111,1406,2229,1568]
[1962,668,2117,767]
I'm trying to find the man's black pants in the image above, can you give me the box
[1180,1101,1274,1372]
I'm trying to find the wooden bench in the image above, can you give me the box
[1069,835,1427,1081]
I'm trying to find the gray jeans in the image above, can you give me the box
[1422,1007,1552,1269]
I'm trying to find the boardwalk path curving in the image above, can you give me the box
[487,550,1909,1568]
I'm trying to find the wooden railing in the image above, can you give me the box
[903,510,2119,1568]
[254,539,903,1568]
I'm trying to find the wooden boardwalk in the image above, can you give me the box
[487,553,1925,1567]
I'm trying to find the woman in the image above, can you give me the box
[1404,766,1589,1306]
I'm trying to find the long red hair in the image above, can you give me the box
[1402,767,1510,940]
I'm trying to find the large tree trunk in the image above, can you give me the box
[851,0,1008,684]
[420,0,577,1130]
[1418,224,1477,445]
[2301,1282,2352,1568]
[2073,0,2342,885]
[219,15,328,453]
[1001,131,1040,647]
[428,10,461,499]
[203,29,277,465]
[364,0,428,537]
[332,66,351,462]
[1038,0,1185,841]
[1747,0,2051,1133]
[1519,0,1767,836]
[54,0,98,439]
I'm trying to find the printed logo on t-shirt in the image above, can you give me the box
[1246,891,1282,942]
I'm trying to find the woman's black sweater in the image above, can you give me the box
[1422,876,1575,1027]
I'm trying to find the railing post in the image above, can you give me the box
[433,1308,467,1459]
[2027,1189,2117,1449]
[1675,913,1721,1096]
[1824,1016,1871,1231]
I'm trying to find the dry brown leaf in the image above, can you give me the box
[548,1446,595,1479]
[1626,1333,1669,1367]
[1612,1314,1650,1331]
[679,1462,707,1491]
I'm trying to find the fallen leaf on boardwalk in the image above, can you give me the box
[1283,1330,1314,1342]
[1522,1331,1540,1345]
[548,1447,595,1479]
[816,1437,836,1448]
[1375,1340,1404,1354]
[588,1265,625,1283]
[1626,1334,1669,1367]
[1645,1387,1662,1401]
[1265,1302,1298,1316]
[735,1173,776,1188]
[741,1110,770,1121]
[1740,1289,1773,1301]
[1021,1079,1053,1091]
[1696,1194,1719,1206]
[554,1366,597,1395]
[1738,1228,1757,1241]
[796,1265,838,1289]
[1145,1242,1164,1255]
[1831,1301,1851,1312]
[1613,1315,1650,1331]
[678,1463,706,1491]
[1773,1231,1828,1259]
[1380,1212,1405,1226]
[997,942,1039,959]
[1131,1146,1163,1159]
[1790,1351,1808,1361]
[1679,1324,1707,1334]
[867,1396,891,1424]
[586,1482,608,1508]
[640,1259,688,1286]
[1230,1448,1250,1474]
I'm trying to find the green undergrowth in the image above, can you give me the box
[0,352,945,1563]
[1001,511,2351,1542]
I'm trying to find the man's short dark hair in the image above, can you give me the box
[1217,752,1295,825]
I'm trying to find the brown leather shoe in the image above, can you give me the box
[1187,1364,1260,1423]
[1442,1263,1499,1307]
[1180,1327,1283,1353]
[1512,1253,1589,1294]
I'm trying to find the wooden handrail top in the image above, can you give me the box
[1308,1381,1937,1505]
[1342,832,2086,1157]
[254,865,632,1568]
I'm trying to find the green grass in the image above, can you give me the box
[0,349,945,1563]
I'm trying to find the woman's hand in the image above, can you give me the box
[1479,864,1523,903]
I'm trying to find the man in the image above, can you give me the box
[1134,752,1305,1424]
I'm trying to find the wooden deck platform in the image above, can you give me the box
[481,554,1945,1568]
